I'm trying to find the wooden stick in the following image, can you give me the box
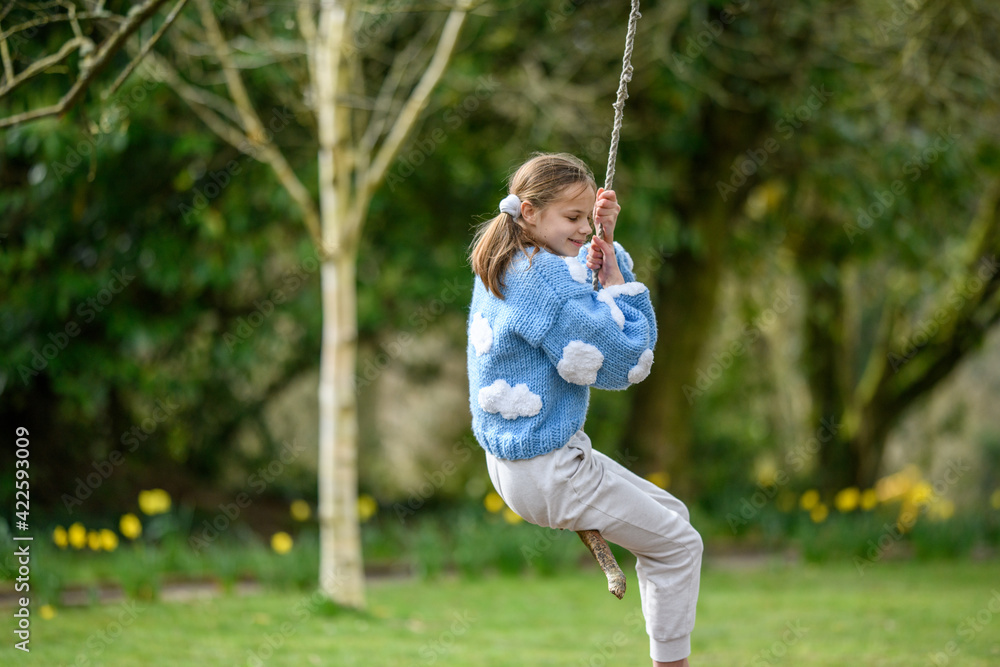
[577,529,626,599]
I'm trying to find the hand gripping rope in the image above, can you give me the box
[577,0,641,600]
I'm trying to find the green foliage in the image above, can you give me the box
[1,77,323,510]
[908,516,983,561]
[404,508,584,581]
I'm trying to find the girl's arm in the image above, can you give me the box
[537,252,657,391]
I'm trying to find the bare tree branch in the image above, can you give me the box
[359,13,435,157]
[186,0,323,248]
[0,35,84,97]
[0,30,13,85]
[362,1,468,198]
[0,10,118,41]
[146,51,244,125]
[0,0,172,128]
[883,181,1000,400]
[147,53,249,146]
[104,0,189,99]
[194,0,266,140]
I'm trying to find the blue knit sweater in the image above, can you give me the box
[467,242,657,460]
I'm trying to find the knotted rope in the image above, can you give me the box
[576,0,641,600]
[593,0,641,290]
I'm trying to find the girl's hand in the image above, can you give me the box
[592,188,620,244]
[586,236,625,288]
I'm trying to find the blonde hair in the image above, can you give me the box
[470,153,596,299]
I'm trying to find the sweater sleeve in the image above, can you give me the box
[534,248,657,391]
[574,240,639,284]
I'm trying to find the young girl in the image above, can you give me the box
[467,153,702,667]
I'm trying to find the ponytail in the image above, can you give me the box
[469,211,538,299]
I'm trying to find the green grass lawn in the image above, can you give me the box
[2,559,999,666]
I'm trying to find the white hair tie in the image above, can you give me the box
[499,193,521,219]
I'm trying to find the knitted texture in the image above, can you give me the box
[467,242,657,460]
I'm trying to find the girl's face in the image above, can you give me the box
[522,183,596,257]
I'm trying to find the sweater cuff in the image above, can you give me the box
[613,242,637,283]
[596,281,648,329]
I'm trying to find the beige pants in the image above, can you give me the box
[485,430,702,663]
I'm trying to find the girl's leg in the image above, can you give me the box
[591,449,696,660]
[485,432,702,664]
[591,450,691,520]
[565,436,703,664]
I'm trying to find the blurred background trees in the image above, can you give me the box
[2,0,999,586]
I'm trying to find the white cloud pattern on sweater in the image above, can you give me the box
[478,379,542,419]
[470,312,493,356]
[596,282,648,330]
[628,348,654,383]
[564,256,588,283]
[557,340,605,385]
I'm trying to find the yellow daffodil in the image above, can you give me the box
[52,526,68,549]
[357,494,378,523]
[120,513,142,540]
[753,456,777,488]
[271,531,293,554]
[484,491,505,514]
[860,489,878,511]
[68,523,87,549]
[99,529,119,551]
[138,489,171,515]
[908,481,934,507]
[290,500,311,522]
[875,464,920,503]
[799,490,820,511]
[502,507,523,525]
[809,503,829,523]
[87,530,102,551]
[645,471,670,489]
[991,489,1000,511]
[40,605,56,620]
[834,487,860,513]
[927,499,955,522]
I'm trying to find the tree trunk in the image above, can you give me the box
[621,99,769,495]
[622,234,723,497]
[800,263,857,492]
[318,254,364,607]
[851,405,894,489]
[315,0,364,608]
[803,186,1000,491]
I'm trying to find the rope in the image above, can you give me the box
[593,0,641,290]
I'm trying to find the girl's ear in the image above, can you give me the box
[520,201,536,225]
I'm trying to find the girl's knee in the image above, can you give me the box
[643,524,702,567]
[687,526,704,560]
[673,523,703,565]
